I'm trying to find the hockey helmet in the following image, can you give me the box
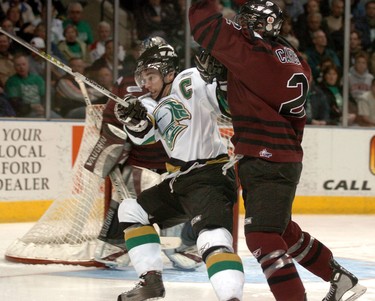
[140,36,167,53]
[134,43,179,87]
[236,0,284,37]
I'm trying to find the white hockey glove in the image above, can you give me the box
[195,48,227,84]
[114,94,149,133]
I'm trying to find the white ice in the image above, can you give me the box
[1,215,374,301]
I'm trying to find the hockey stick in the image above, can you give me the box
[0,27,129,108]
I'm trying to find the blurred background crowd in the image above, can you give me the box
[0,0,374,127]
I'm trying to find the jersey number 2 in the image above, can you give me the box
[279,73,309,118]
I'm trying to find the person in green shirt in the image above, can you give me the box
[5,53,60,118]
[63,1,93,46]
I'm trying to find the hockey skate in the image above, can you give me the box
[94,240,130,268]
[323,259,367,301]
[118,271,165,301]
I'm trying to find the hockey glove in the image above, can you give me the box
[114,94,148,132]
[195,49,227,84]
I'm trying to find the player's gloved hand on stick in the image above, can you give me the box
[114,94,148,132]
[195,49,227,84]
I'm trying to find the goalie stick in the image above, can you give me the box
[0,27,130,108]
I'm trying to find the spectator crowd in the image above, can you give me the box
[0,0,374,126]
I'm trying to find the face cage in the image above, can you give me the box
[235,13,283,37]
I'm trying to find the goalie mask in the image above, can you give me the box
[235,0,284,38]
[134,43,179,88]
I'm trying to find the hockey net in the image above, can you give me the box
[4,108,236,266]
[5,105,107,266]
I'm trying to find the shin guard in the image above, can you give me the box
[246,232,306,301]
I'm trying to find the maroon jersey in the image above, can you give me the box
[102,76,168,171]
[189,0,311,162]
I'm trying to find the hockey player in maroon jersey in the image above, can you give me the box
[189,1,367,301]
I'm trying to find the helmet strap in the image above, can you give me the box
[155,77,173,101]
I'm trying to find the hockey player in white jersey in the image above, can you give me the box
[114,43,244,301]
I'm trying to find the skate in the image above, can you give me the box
[117,271,165,301]
[322,259,367,301]
[94,240,130,268]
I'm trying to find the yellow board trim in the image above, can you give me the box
[1,195,375,223]
[0,200,52,223]
[238,196,375,215]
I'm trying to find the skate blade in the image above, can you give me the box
[342,283,367,301]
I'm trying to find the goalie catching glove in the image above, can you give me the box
[114,94,149,133]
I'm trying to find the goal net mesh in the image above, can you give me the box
[4,106,235,265]
[5,105,106,266]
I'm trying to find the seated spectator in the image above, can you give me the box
[349,51,374,103]
[5,53,60,118]
[295,1,322,51]
[28,37,64,82]
[0,88,16,117]
[63,1,93,47]
[121,40,142,77]
[28,37,45,77]
[1,0,36,24]
[323,0,344,34]
[134,0,182,41]
[319,65,357,125]
[323,0,345,52]
[32,22,67,64]
[315,56,336,84]
[355,0,375,51]
[305,29,341,82]
[348,29,363,66]
[32,4,64,44]
[55,57,102,118]
[279,15,300,50]
[57,24,90,65]
[89,21,112,62]
[356,78,375,126]
[86,39,125,77]
[0,33,15,89]
[284,0,304,24]
[351,0,366,19]
[91,66,114,104]
[5,5,23,35]
[305,80,330,125]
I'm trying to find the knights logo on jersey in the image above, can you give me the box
[154,98,191,150]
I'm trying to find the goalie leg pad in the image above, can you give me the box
[94,239,130,268]
[161,223,202,270]
[98,199,126,247]
[118,198,150,225]
[163,243,203,270]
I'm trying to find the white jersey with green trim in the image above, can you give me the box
[128,68,228,165]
